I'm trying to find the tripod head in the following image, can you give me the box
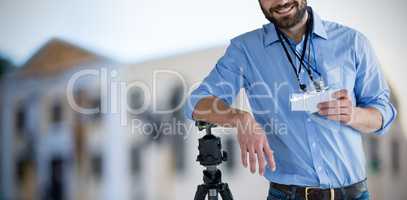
[195,121,227,166]
[196,121,217,132]
[194,121,233,200]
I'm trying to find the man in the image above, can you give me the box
[184,0,397,199]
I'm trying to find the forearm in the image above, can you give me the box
[349,107,383,134]
[192,96,248,127]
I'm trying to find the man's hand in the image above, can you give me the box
[317,89,383,133]
[192,96,276,174]
[235,112,276,175]
[317,89,354,124]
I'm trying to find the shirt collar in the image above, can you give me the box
[263,9,328,47]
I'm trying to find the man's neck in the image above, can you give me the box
[280,11,309,43]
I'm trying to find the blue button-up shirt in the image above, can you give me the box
[184,10,397,188]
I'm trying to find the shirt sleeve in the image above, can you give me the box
[353,32,397,136]
[183,39,248,120]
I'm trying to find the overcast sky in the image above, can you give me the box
[1,0,406,114]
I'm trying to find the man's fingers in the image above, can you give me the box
[240,144,248,168]
[256,146,266,175]
[318,99,351,109]
[326,114,351,123]
[264,144,276,172]
[248,147,257,174]
[319,107,352,116]
[332,89,348,99]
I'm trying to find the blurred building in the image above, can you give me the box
[364,94,407,200]
[0,38,406,200]
[0,39,121,200]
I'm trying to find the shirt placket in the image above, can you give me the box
[303,102,331,188]
[293,43,331,188]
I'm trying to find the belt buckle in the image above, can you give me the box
[305,187,335,200]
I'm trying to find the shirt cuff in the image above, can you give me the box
[364,101,397,136]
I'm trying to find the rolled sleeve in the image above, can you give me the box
[365,100,397,135]
[183,39,247,120]
[354,32,397,136]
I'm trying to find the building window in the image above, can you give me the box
[15,105,26,135]
[172,135,186,174]
[224,136,236,172]
[73,89,102,121]
[91,154,103,181]
[391,139,400,175]
[368,137,381,174]
[51,102,63,123]
[127,87,145,113]
[89,97,102,121]
[130,146,142,176]
[45,158,65,200]
[15,159,29,187]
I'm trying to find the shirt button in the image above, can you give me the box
[312,143,316,148]
[307,118,311,122]
[318,167,322,171]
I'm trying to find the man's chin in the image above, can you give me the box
[272,9,306,29]
[275,18,297,29]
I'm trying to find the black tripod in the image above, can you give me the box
[194,121,234,200]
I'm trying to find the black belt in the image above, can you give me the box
[269,179,367,200]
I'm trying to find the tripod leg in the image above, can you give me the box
[194,185,208,200]
[219,183,234,200]
[208,189,218,200]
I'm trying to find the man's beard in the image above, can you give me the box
[261,0,307,29]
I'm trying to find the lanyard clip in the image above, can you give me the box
[300,84,307,92]
[313,79,325,92]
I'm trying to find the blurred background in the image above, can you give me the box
[0,0,407,199]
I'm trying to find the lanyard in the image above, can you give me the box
[275,8,321,92]
[276,27,309,91]
[285,37,321,77]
